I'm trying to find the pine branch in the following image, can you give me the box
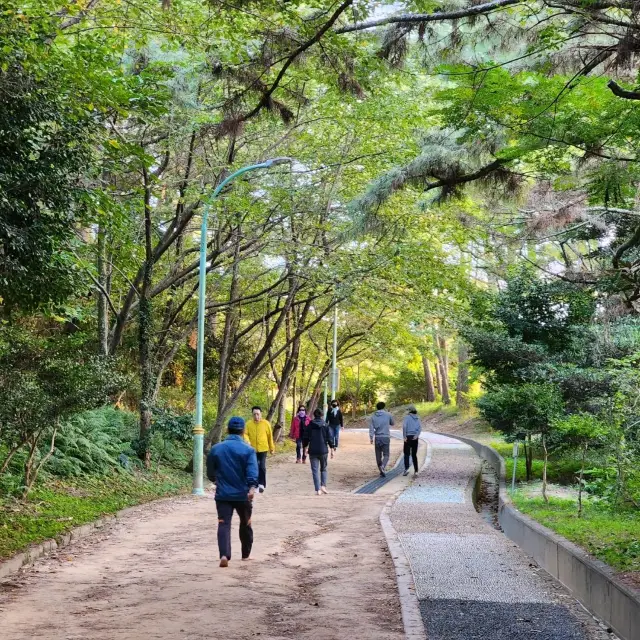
[335,0,522,34]
[240,0,354,124]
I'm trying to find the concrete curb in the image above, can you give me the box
[380,500,428,640]
[0,514,116,581]
[447,432,640,640]
[378,438,433,640]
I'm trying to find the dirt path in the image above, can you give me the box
[0,432,404,640]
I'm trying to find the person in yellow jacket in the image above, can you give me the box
[245,406,275,492]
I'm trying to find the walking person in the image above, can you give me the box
[289,405,310,463]
[303,408,335,495]
[325,399,344,457]
[245,406,275,493]
[206,417,258,568]
[369,401,395,477]
[402,405,421,476]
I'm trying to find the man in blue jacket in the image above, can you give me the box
[206,416,259,567]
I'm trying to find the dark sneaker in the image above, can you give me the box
[258,484,265,493]
[403,469,410,477]
[220,557,229,568]
[379,467,386,478]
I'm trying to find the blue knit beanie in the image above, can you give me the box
[227,416,245,433]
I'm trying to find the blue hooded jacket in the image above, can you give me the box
[207,434,259,501]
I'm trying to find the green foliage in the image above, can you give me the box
[478,383,564,440]
[385,367,426,405]
[0,327,127,493]
[0,3,99,311]
[552,414,609,451]
[494,270,595,352]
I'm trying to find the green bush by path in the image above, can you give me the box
[512,495,640,573]
[0,469,191,559]
[493,441,582,485]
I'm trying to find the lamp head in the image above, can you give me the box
[262,157,293,167]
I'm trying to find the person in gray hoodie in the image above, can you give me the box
[402,405,421,476]
[369,401,395,477]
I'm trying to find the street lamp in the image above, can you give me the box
[331,305,338,401]
[192,157,292,495]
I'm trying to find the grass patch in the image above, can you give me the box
[415,401,463,417]
[0,468,190,559]
[512,495,640,572]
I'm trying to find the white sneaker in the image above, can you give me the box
[258,484,265,493]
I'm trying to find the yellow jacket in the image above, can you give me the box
[245,418,274,453]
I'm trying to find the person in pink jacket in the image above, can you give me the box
[289,405,311,463]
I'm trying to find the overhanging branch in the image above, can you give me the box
[335,0,522,34]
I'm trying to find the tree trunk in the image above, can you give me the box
[291,374,297,417]
[274,396,286,443]
[268,308,303,422]
[96,225,109,356]
[309,361,331,413]
[138,170,155,468]
[578,444,587,517]
[542,432,549,504]
[355,361,361,416]
[0,442,23,475]
[525,434,533,481]
[422,355,436,402]
[434,355,442,396]
[23,428,57,497]
[437,334,451,405]
[456,341,470,410]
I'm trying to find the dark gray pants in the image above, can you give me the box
[310,454,328,491]
[375,439,390,470]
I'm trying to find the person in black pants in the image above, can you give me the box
[207,417,258,567]
[402,405,421,476]
[303,408,335,495]
[325,400,344,456]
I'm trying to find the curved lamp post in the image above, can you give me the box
[192,157,293,495]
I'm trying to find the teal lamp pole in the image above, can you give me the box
[192,157,292,495]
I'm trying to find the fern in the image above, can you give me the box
[47,407,133,477]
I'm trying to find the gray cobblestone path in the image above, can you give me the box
[391,432,613,640]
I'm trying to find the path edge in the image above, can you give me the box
[446,432,640,640]
[378,438,432,640]
[0,496,188,581]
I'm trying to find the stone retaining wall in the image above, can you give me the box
[449,433,640,640]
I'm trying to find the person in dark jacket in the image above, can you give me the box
[206,416,258,567]
[289,405,311,463]
[325,400,344,455]
[402,405,421,476]
[302,408,335,495]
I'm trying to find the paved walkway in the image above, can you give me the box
[391,431,613,640]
